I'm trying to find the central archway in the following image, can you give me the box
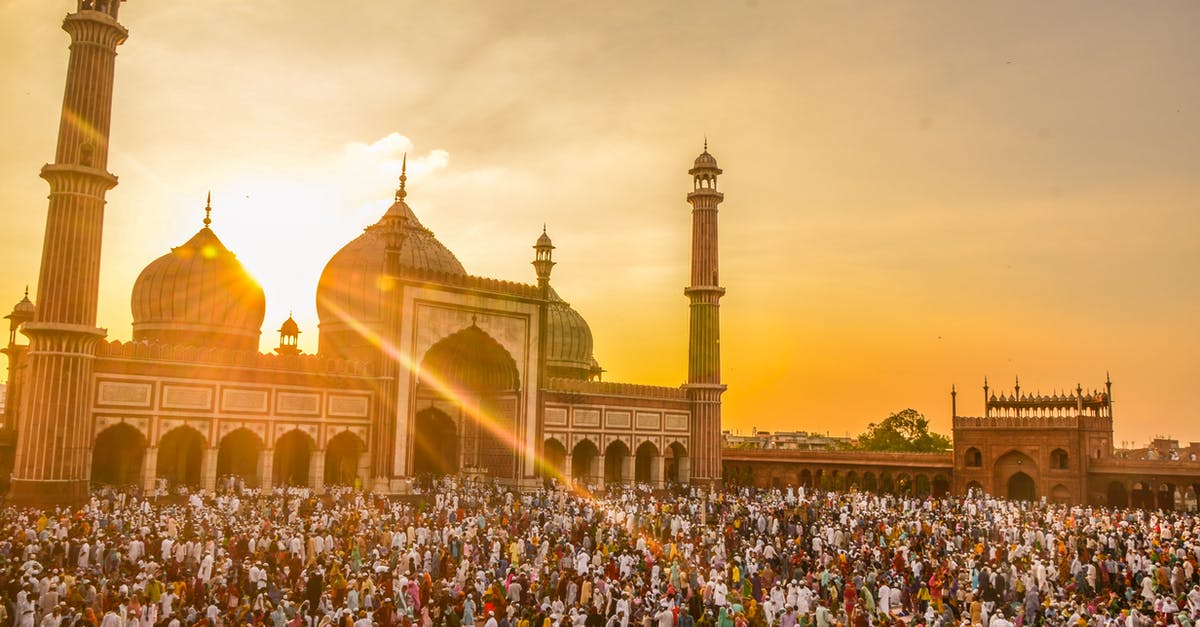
[1007,471,1036,501]
[415,325,521,479]
[412,408,458,476]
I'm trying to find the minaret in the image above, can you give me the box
[9,1,128,505]
[684,142,726,486]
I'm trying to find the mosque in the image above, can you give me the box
[0,1,725,504]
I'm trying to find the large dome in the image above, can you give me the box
[316,198,466,347]
[546,288,601,380]
[131,225,265,351]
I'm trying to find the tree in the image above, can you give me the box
[853,408,951,452]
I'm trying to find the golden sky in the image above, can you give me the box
[1,1,1197,446]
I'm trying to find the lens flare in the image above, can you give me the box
[318,294,599,500]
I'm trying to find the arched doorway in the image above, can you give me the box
[914,474,931,498]
[157,426,205,488]
[965,480,983,497]
[540,438,567,482]
[932,474,950,498]
[879,472,895,494]
[91,423,146,487]
[417,325,520,479]
[1157,484,1176,510]
[325,431,365,486]
[571,439,599,486]
[634,441,659,485]
[664,442,688,484]
[863,472,877,492]
[1007,472,1036,501]
[412,408,458,476]
[1131,482,1155,509]
[273,430,313,487]
[799,469,813,488]
[217,428,261,488]
[994,449,1038,501]
[1106,481,1129,508]
[604,440,630,485]
[1051,484,1070,503]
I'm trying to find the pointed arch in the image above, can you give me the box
[604,439,631,485]
[570,438,600,485]
[217,428,263,487]
[157,425,206,488]
[540,437,568,482]
[325,429,367,486]
[91,423,146,487]
[634,440,660,485]
[664,441,689,484]
[273,429,315,487]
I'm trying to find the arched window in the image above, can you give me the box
[1051,448,1069,469]
[965,447,983,467]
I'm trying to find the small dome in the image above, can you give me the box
[694,150,718,168]
[279,314,300,336]
[131,226,265,351]
[316,198,466,343]
[545,288,600,379]
[9,289,35,318]
[535,229,553,249]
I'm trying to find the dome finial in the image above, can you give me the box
[395,153,408,202]
[203,191,212,229]
[704,135,708,152]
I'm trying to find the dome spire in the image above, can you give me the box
[395,153,408,202]
[203,191,212,229]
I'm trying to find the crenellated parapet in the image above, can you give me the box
[402,269,544,300]
[547,377,688,400]
[96,339,374,377]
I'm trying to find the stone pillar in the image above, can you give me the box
[310,449,326,494]
[651,455,665,488]
[620,453,633,485]
[141,446,158,494]
[258,449,273,490]
[200,447,217,493]
[677,456,691,484]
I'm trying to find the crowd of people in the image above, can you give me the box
[1,478,1199,627]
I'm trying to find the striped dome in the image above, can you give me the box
[131,226,265,351]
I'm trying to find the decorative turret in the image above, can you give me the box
[532,226,555,291]
[2,288,36,432]
[276,313,301,356]
[4,288,35,346]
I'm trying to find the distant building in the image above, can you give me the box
[723,376,1200,511]
[722,428,851,451]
